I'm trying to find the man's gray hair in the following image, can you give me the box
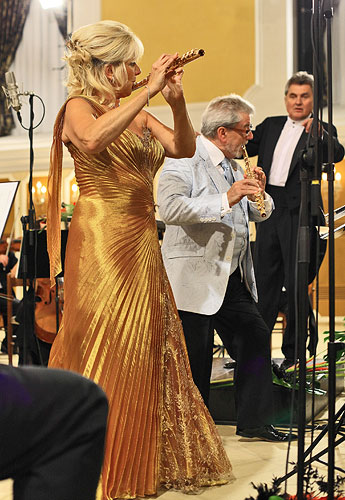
[201,94,255,138]
[284,71,314,95]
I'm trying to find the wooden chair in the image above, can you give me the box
[6,275,27,365]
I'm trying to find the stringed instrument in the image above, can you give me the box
[1,237,63,345]
[34,278,62,344]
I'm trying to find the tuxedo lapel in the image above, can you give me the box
[264,118,287,174]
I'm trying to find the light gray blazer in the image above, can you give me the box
[157,135,274,315]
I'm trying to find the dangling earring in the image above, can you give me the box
[111,75,115,85]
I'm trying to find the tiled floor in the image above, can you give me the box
[0,316,344,499]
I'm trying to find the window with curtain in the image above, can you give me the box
[9,0,66,136]
[0,0,31,136]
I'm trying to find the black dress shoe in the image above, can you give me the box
[280,358,296,371]
[236,424,298,442]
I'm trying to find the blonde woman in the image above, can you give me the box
[47,20,231,500]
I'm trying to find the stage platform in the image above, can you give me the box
[209,357,344,426]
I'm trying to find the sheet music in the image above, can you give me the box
[0,181,20,239]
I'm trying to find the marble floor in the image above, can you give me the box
[0,316,344,500]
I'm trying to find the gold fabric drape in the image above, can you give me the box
[47,103,65,285]
[47,96,232,499]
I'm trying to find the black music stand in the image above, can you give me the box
[276,2,343,498]
[17,229,68,280]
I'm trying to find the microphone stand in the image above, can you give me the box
[276,2,344,498]
[294,3,325,495]
[18,94,37,364]
[16,92,45,365]
[324,5,341,497]
[295,160,311,500]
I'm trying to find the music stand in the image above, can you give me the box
[0,181,19,239]
[17,229,68,280]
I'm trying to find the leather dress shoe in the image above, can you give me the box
[280,358,296,371]
[236,424,298,442]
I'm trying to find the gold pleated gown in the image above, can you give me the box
[47,96,232,499]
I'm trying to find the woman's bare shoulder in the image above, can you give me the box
[65,96,96,113]
[62,98,97,143]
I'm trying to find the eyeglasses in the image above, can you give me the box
[230,124,253,137]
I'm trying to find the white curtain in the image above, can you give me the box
[10,0,66,135]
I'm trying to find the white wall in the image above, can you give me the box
[73,0,101,30]
[332,0,345,108]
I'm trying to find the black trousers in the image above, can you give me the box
[178,268,274,430]
[254,186,325,360]
[0,365,108,500]
[254,203,299,360]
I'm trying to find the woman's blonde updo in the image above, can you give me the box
[64,20,144,105]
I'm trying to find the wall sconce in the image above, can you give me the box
[322,169,342,182]
[32,181,47,203]
[321,165,343,202]
[30,178,48,218]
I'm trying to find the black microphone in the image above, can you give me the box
[2,72,22,112]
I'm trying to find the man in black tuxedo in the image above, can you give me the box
[246,71,344,370]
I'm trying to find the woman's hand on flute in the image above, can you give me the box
[145,53,195,159]
[147,53,179,96]
[161,68,185,107]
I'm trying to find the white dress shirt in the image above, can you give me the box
[199,135,231,214]
[269,116,309,186]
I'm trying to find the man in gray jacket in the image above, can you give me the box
[158,94,296,442]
